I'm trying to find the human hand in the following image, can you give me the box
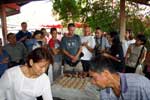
[82,41,88,47]
[1,57,9,64]
[71,56,78,63]
[19,36,27,41]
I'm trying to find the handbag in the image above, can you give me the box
[135,64,144,75]
[135,46,145,75]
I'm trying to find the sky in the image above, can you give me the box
[7,0,61,32]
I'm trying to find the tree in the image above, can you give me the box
[52,0,150,35]
[52,0,80,23]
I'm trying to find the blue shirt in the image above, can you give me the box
[16,30,32,42]
[0,50,9,77]
[100,73,150,100]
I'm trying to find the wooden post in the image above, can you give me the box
[0,4,7,44]
[120,0,125,41]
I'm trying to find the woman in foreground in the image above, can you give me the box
[0,47,53,100]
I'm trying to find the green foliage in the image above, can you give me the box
[144,28,150,51]
[126,17,145,35]
[52,0,150,38]
[53,0,79,22]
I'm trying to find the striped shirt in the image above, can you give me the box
[100,73,150,100]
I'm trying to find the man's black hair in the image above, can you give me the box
[90,55,116,73]
[50,28,57,33]
[136,34,147,45]
[95,27,101,30]
[68,23,75,28]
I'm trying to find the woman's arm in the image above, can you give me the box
[103,53,121,62]
[42,78,53,100]
[0,71,10,100]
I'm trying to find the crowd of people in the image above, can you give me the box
[0,22,150,100]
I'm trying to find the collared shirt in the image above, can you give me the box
[94,36,110,51]
[100,73,150,100]
[81,35,96,61]
[3,42,27,62]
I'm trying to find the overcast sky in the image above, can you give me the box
[7,0,61,32]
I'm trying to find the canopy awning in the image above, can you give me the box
[0,0,44,44]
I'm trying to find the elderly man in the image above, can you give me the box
[89,55,150,100]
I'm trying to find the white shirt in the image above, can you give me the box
[81,35,95,60]
[122,39,136,57]
[0,66,53,100]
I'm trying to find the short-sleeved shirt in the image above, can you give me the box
[100,73,150,100]
[49,38,62,62]
[94,36,110,51]
[126,44,147,68]
[3,42,27,62]
[81,35,96,61]
[61,34,81,61]
[0,66,53,100]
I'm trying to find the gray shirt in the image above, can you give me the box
[100,73,150,100]
[3,42,27,62]
[61,34,81,61]
[95,36,110,51]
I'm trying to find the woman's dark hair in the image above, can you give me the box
[136,34,147,45]
[90,55,116,73]
[50,28,57,34]
[95,27,101,30]
[26,47,52,67]
[32,30,43,38]
[109,31,121,45]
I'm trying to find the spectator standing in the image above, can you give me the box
[81,25,96,72]
[103,31,124,72]
[61,23,83,72]
[122,30,135,57]
[41,28,51,44]
[16,22,32,46]
[48,28,62,81]
[125,34,147,73]
[94,27,110,56]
